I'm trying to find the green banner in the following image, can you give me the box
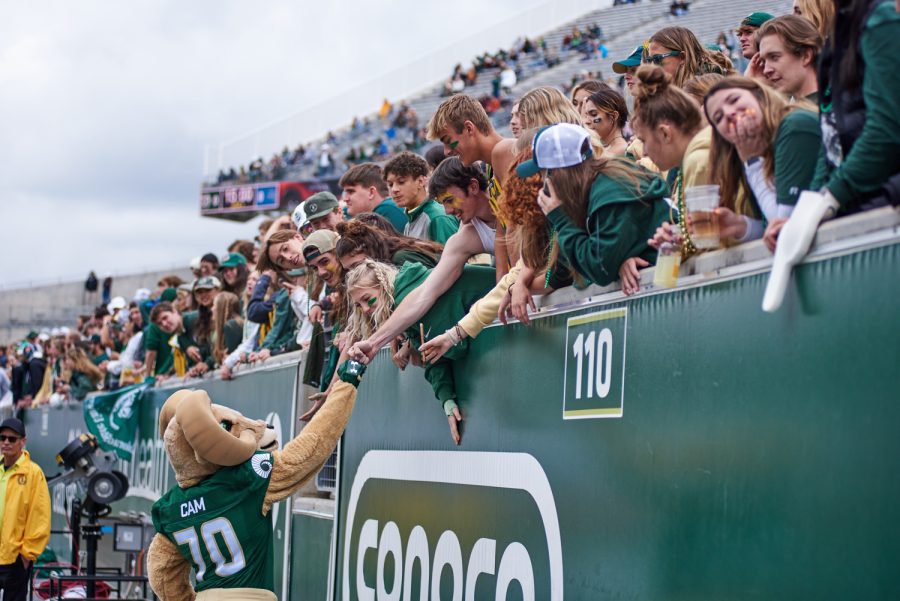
[83,381,152,460]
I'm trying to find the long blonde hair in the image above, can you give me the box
[66,347,103,385]
[703,76,801,217]
[212,292,242,364]
[649,26,733,87]
[517,86,584,130]
[343,260,398,344]
[793,0,835,39]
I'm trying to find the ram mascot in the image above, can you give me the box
[147,360,366,601]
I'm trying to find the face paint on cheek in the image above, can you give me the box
[324,261,342,282]
[367,297,377,307]
[444,196,464,211]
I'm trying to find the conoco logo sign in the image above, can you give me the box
[341,451,563,600]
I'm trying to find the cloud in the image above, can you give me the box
[0,192,255,284]
[0,0,542,284]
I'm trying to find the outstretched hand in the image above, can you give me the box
[448,406,463,446]
[300,391,327,422]
[509,281,536,325]
[419,333,454,364]
[348,340,378,364]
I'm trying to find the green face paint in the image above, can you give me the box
[367,296,377,307]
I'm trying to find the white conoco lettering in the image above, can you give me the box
[465,538,496,601]
[356,519,378,601]
[343,451,563,600]
[356,520,534,600]
[403,525,429,601]
[431,530,463,601]
[377,521,402,601]
[496,542,535,601]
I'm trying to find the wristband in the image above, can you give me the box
[443,399,459,416]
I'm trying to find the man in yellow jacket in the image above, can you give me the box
[0,418,50,601]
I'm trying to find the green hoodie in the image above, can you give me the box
[393,262,496,410]
[546,166,669,287]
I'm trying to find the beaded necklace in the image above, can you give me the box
[672,171,697,258]
[544,226,556,289]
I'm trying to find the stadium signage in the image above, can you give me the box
[199,180,338,217]
[562,307,627,419]
[341,450,563,600]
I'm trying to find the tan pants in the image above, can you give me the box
[196,588,277,601]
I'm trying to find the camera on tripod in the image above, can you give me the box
[50,433,129,514]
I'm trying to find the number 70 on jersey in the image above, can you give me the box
[562,308,627,420]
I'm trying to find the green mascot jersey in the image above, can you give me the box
[151,451,276,593]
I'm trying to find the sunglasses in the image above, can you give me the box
[643,50,682,65]
[0,435,21,443]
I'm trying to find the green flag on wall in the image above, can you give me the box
[83,382,151,460]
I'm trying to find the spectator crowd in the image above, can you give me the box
[3,1,898,446]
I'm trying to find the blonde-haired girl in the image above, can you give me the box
[345,259,495,445]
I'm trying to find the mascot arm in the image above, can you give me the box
[264,379,358,510]
[148,533,196,601]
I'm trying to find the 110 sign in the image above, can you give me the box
[562,308,627,419]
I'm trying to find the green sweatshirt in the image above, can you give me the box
[393,262,496,409]
[69,372,97,401]
[773,109,822,206]
[546,167,669,287]
[405,199,460,244]
[391,248,439,269]
[374,198,409,233]
[260,289,298,355]
[812,1,900,207]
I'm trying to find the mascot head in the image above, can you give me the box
[159,389,278,488]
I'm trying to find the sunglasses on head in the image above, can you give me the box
[0,435,21,443]
[644,50,682,65]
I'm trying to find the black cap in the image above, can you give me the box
[0,418,25,437]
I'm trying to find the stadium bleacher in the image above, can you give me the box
[207,0,792,185]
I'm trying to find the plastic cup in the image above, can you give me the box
[653,240,681,289]
[684,185,721,250]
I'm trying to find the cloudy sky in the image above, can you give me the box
[0,0,554,286]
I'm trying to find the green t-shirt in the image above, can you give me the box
[773,109,821,206]
[151,451,276,593]
[143,323,174,375]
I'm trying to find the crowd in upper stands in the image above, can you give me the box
[3,1,898,444]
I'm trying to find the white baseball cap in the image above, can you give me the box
[107,296,127,313]
[516,123,594,178]
[291,204,307,231]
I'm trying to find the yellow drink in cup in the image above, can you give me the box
[654,241,681,288]
[684,185,721,250]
